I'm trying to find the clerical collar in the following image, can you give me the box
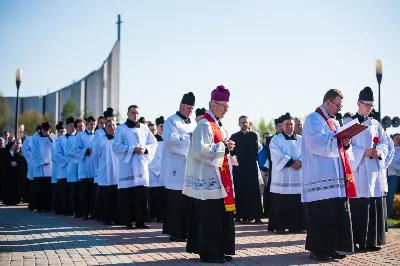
[155,134,163,141]
[176,111,191,124]
[125,119,140,128]
[105,134,114,140]
[352,113,368,124]
[66,133,71,138]
[282,132,297,140]
[214,115,223,127]
[39,132,47,138]
[85,129,94,135]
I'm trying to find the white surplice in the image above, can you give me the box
[92,128,106,183]
[160,113,194,190]
[31,132,54,178]
[21,136,33,181]
[72,129,95,180]
[183,111,236,200]
[65,135,79,183]
[50,136,58,184]
[301,106,347,202]
[382,131,395,193]
[54,134,70,179]
[270,133,302,194]
[92,134,119,186]
[149,140,164,187]
[112,123,157,189]
[344,117,388,198]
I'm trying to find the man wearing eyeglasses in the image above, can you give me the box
[344,86,389,253]
[302,89,354,261]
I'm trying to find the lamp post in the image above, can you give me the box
[376,60,382,122]
[15,69,22,140]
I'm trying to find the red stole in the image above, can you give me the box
[203,113,235,212]
[315,107,357,198]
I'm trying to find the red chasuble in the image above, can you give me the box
[316,107,357,198]
[203,113,235,212]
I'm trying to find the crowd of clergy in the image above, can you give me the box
[0,84,399,264]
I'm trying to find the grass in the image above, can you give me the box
[388,218,400,228]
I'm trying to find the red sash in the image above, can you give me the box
[203,113,235,212]
[315,107,357,198]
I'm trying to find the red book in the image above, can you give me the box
[334,120,368,139]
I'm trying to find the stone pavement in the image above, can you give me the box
[1,204,400,266]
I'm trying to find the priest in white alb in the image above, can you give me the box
[302,89,355,261]
[112,104,157,229]
[184,85,236,264]
[268,112,306,234]
[345,87,389,252]
[161,92,195,242]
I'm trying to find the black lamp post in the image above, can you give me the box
[15,69,22,140]
[376,60,382,122]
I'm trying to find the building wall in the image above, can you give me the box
[3,40,120,123]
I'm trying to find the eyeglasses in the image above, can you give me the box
[359,101,375,109]
[329,100,343,109]
[214,102,229,110]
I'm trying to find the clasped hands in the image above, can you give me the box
[364,148,381,158]
[224,139,235,151]
[134,147,146,154]
[291,160,302,170]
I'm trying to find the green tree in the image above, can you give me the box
[253,117,276,140]
[61,98,78,121]
[18,110,43,135]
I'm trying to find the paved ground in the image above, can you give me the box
[0,204,400,266]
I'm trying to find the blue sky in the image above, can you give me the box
[1,0,399,135]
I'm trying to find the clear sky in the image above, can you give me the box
[1,0,399,135]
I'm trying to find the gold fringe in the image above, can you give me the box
[225,204,235,212]
[346,174,355,184]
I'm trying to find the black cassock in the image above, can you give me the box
[0,150,27,205]
[230,131,263,220]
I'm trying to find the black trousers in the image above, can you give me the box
[90,183,98,218]
[149,186,165,222]
[96,185,118,223]
[163,189,191,239]
[28,180,36,210]
[55,179,70,215]
[34,177,52,211]
[69,182,81,216]
[186,198,235,260]
[118,186,149,226]
[305,198,354,253]
[80,178,94,216]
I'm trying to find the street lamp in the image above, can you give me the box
[376,60,382,122]
[15,69,22,140]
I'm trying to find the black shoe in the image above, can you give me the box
[82,215,89,220]
[169,236,186,242]
[235,218,241,223]
[309,252,332,261]
[73,213,82,218]
[325,250,346,259]
[220,254,233,261]
[363,246,382,252]
[200,258,225,264]
[254,219,263,224]
[125,223,133,228]
[104,221,112,225]
[135,223,149,229]
[275,230,286,234]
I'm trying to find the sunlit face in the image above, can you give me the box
[105,120,116,135]
[357,100,375,117]
[239,117,249,132]
[283,119,294,136]
[42,129,50,136]
[325,96,343,117]
[66,123,75,134]
[16,140,22,150]
[179,104,194,119]
[87,121,96,131]
[97,118,106,129]
[211,101,229,119]
[157,124,164,135]
[393,135,400,147]
[76,122,85,132]
[294,119,303,135]
[127,107,139,122]
[0,138,4,148]
[149,125,157,136]
[58,129,66,137]
[275,123,283,134]
[4,132,10,139]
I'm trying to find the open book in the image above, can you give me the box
[334,119,368,139]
